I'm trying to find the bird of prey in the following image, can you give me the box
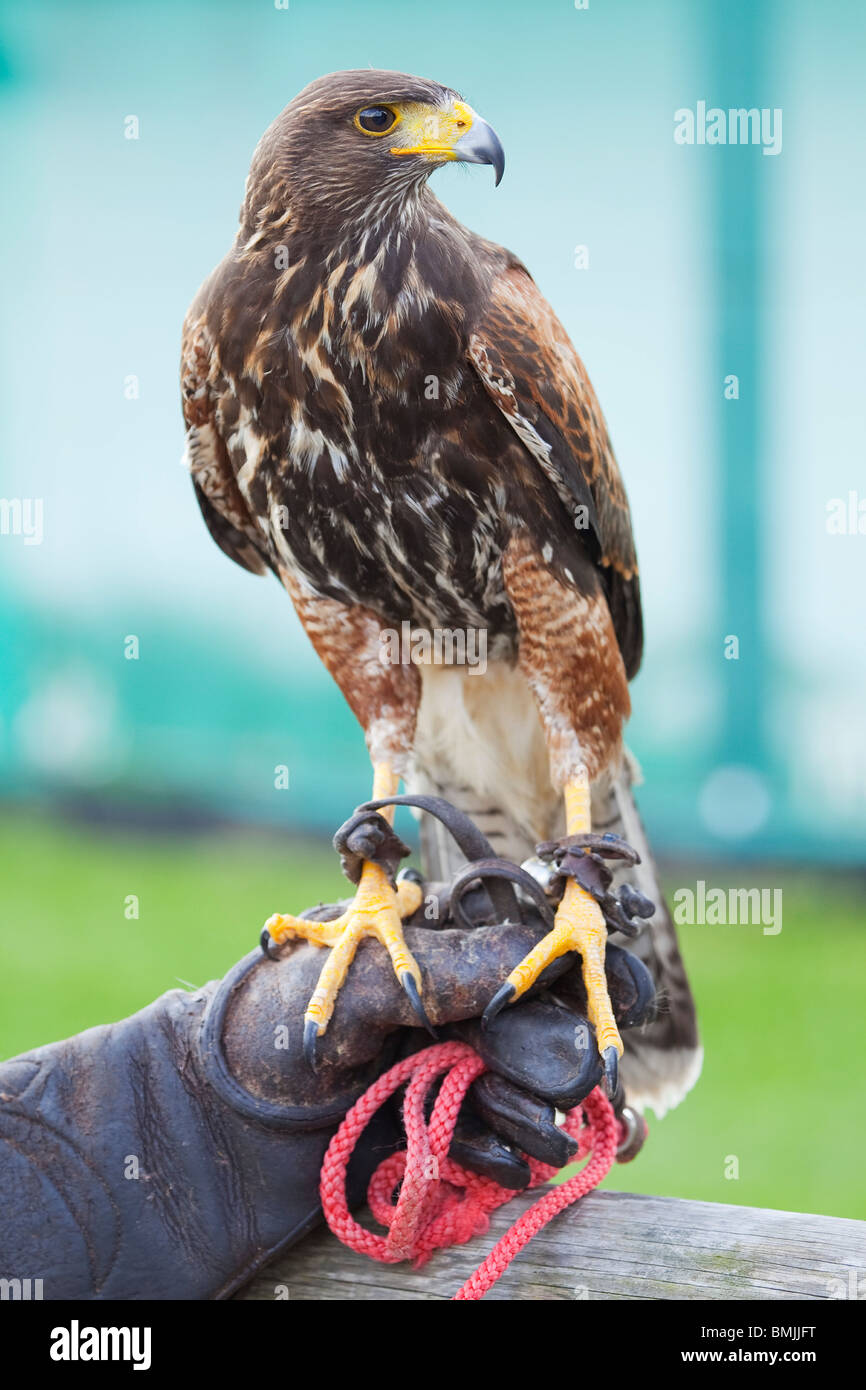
[181,70,701,1113]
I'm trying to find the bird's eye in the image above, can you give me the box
[355,105,399,136]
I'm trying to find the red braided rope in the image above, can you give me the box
[319,1040,620,1301]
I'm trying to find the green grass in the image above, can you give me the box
[0,813,345,1058]
[1,814,863,1221]
[597,869,866,1221]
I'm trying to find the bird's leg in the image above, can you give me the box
[262,762,427,1066]
[483,765,623,1093]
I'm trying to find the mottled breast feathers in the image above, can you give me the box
[181,199,643,680]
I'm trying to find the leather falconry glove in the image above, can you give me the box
[0,803,655,1300]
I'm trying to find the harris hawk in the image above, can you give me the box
[181,71,700,1114]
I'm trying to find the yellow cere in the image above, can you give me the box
[388,99,475,160]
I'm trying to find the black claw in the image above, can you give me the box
[602,1046,619,1098]
[303,1017,320,1069]
[400,972,436,1037]
[260,926,280,960]
[482,981,516,1031]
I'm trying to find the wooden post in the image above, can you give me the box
[238,1190,866,1300]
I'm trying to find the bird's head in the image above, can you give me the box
[244,69,505,239]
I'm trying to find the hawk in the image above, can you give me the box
[181,70,700,1112]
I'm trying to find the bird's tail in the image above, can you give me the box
[409,726,701,1117]
[591,757,703,1116]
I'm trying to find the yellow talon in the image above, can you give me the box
[262,762,431,1065]
[551,879,622,1058]
[482,766,623,1088]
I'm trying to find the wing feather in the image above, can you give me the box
[468,263,643,678]
[180,309,270,578]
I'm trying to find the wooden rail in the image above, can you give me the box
[238,1190,866,1301]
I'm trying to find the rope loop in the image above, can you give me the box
[320,1040,620,1300]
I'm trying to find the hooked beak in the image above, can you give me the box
[390,100,505,186]
[453,116,505,186]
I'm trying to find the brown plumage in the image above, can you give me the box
[181,70,700,1110]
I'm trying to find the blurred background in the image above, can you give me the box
[1,0,864,1223]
